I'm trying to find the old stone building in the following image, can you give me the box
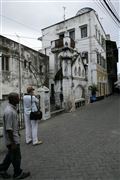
[0,35,49,123]
[0,35,49,99]
[106,35,118,94]
[51,36,87,110]
[40,7,109,108]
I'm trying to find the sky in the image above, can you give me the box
[0,0,120,73]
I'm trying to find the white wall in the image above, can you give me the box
[41,9,108,98]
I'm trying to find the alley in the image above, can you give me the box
[0,95,120,180]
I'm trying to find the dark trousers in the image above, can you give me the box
[0,144,22,176]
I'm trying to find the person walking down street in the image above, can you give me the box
[23,86,43,145]
[0,92,30,179]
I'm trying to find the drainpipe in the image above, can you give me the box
[0,53,2,100]
[89,13,92,84]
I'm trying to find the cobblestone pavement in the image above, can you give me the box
[0,95,120,180]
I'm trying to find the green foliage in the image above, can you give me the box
[88,84,98,95]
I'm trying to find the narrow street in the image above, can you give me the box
[0,95,120,180]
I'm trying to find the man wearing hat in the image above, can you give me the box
[23,86,43,145]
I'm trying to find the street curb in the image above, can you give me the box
[0,127,3,137]
[51,108,65,117]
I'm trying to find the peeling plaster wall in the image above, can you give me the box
[0,35,49,99]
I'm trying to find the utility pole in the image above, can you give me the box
[16,34,22,99]
[16,34,22,126]
[0,53,2,100]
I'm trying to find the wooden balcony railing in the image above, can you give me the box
[54,38,64,49]
[51,37,75,51]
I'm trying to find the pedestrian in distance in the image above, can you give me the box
[23,86,43,145]
[0,92,30,179]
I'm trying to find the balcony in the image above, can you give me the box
[51,37,75,52]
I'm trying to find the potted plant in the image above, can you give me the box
[88,84,98,102]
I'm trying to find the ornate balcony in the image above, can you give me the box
[51,37,75,52]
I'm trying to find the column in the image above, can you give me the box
[0,53,2,99]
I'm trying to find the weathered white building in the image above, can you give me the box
[0,35,49,99]
[0,35,49,123]
[52,37,87,110]
[40,7,108,106]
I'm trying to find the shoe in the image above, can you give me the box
[26,140,32,144]
[0,171,11,179]
[13,171,30,179]
[33,140,43,146]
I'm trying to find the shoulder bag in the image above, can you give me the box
[30,95,42,120]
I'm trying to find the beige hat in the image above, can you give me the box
[27,86,35,93]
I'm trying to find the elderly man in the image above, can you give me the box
[0,92,30,179]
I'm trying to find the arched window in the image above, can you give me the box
[2,55,9,71]
[82,69,85,77]
[24,59,27,68]
[78,67,81,76]
[74,66,77,76]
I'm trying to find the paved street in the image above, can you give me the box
[0,95,120,180]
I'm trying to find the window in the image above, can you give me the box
[69,30,75,40]
[2,55,9,71]
[97,52,100,64]
[81,25,87,38]
[78,67,81,76]
[51,84,55,98]
[82,51,88,64]
[74,67,77,76]
[98,32,101,42]
[82,70,85,77]
[59,33,64,39]
[102,37,105,48]
[103,58,105,69]
[24,59,27,68]
[95,27,97,38]
[39,65,43,74]
[28,61,31,68]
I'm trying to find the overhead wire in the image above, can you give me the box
[98,0,120,48]
[0,33,42,50]
[10,53,43,86]
[106,0,120,20]
[1,33,39,40]
[102,0,120,24]
[98,0,120,27]
[94,0,119,28]
[1,3,119,46]
[0,14,41,33]
[1,1,119,53]
[1,33,52,41]
[94,0,120,47]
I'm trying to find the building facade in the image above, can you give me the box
[51,36,87,110]
[106,35,118,94]
[0,35,49,99]
[0,35,49,123]
[40,7,108,105]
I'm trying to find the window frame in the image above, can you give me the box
[69,29,75,41]
[80,25,87,38]
[2,55,9,71]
